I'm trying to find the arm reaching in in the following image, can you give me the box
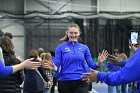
[12,58,41,73]
[82,68,98,82]
[0,58,41,77]
[82,48,140,86]
[107,54,122,66]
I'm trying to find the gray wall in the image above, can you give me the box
[0,19,25,57]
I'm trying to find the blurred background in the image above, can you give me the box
[0,0,140,59]
[1,0,140,93]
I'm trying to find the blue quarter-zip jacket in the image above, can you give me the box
[0,60,13,77]
[97,48,140,86]
[54,41,98,81]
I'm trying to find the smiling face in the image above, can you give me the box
[67,27,80,42]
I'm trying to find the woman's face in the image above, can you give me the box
[67,27,80,42]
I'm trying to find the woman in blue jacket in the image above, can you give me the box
[54,22,108,93]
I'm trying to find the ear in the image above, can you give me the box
[65,31,68,35]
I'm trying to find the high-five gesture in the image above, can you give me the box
[96,50,108,66]
[43,60,57,71]
[82,68,98,82]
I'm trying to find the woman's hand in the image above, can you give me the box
[129,41,138,51]
[43,60,57,71]
[97,50,108,66]
[22,58,41,69]
[12,58,41,73]
[82,68,98,82]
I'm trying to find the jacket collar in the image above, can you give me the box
[67,40,79,46]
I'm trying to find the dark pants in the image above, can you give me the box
[23,92,43,93]
[50,77,58,93]
[58,80,88,93]
[88,82,92,91]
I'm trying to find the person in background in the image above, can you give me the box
[40,52,53,93]
[106,49,122,93]
[119,52,128,93]
[37,48,45,57]
[53,22,108,93]
[0,36,23,93]
[23,49,49,93]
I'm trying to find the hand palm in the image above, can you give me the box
[98,50,108,63]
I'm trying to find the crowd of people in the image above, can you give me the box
[0,22,140,93]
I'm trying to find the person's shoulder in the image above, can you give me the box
[78,43,88,48]
[57,42,67,48]
[78,42,86,46]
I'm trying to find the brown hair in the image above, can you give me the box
[29,49,38,58]
[4,32,13,39]
[60,22,80,41]
[0,36,15,55]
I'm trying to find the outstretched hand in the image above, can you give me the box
[107,54,121,66]
[22,58,41,69]
[82,68,98,82]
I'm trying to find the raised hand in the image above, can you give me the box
[97,50,108,66]
[129,40,138,51]
[107,54,121,66]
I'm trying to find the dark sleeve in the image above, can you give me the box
[17,70,24,85]
[38,65,49,82]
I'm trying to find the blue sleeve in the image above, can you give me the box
[0,60,13,77]
[84,45,98,69]
[106,63,110,68]
[54,45,61,68]
[121,60,128,67]
[97,48,140,86]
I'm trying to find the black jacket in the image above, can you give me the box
[0,53,23,93]
[23,58,49,92]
